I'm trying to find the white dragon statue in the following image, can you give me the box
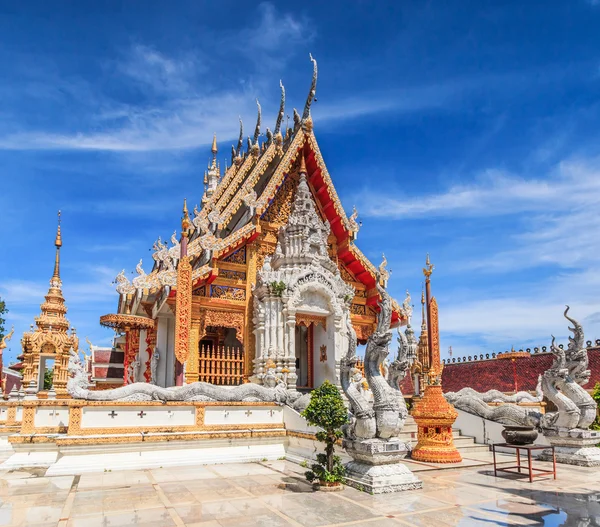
[445,306,597,432]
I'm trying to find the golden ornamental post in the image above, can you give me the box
[411,254,462,463]
[174,199,193,386]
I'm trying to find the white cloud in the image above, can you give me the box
[438,268,600,358]
[357,158,600,219]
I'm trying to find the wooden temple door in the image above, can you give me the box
[295,323,314,390]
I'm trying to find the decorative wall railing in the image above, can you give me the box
[198,345,244,385]
[442,339,600,365]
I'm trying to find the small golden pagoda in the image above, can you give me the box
[21,212,79,397]
[410,255,462,463]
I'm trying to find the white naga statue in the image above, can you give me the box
[340,278,409,441]
[446,307,597,432]
[67,348,306,407]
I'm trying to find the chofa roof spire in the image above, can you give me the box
[253,100,262,145]
[274,80,286,137]
[302,53,318,123]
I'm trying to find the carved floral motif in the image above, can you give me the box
[210,285,246,302]
[199,310,245,344]
[295,314,327,330]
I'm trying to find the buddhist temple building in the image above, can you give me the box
[100,56,407,389]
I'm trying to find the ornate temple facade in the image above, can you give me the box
[102,58,406,390]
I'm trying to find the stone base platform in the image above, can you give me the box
[342,438,422,494]
[345,461,423,494]
[538,428,600,467]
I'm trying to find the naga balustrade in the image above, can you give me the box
[198,345,244,385]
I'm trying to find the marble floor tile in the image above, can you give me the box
[0,504,63,526]
[207,463,279,478]
[258,492,379,527]
[150,465,219,483]
[394,504,522,526]
[66,506,176,527]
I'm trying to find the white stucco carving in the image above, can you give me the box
[251,173,354,388]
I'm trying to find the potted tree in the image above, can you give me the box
[301,381,348,491]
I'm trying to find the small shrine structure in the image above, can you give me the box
[410,255,462,463]
[19,212,79,398]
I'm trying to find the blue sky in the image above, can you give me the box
[1,1,600,365]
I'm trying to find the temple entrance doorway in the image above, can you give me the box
[294,316,331,390]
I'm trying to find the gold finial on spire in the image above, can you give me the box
[299,149,307,175]
[423,253,434,278]
[211,133,218,156]
[181,198,191,235]
[52,210,62,280]
[55,210,62,248]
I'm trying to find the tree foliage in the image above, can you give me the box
[44,368,54,391]
[0,296,7,341]
[301,380,348,485]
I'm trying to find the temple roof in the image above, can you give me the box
[115,56,405,325]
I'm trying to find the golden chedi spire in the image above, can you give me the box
[211,133,218,158]
[21,211,79,397]
[37,210,69,333]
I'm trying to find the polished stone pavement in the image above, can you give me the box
[0,456,599,526]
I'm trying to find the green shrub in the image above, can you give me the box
[301,381,348,485]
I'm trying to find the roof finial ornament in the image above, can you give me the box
[423,253,434,279]
[274,80,286,139]
[403,289,413,324]
[302,53,318,123]
[211,133,217,159]
[235,117,243,159]
[299,149,307,175]
[293,108,301,128]
[253,99,262,146]
[181,198,191,236]
[378,253,390,287]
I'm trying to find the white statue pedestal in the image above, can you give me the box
[343,438,423,494]
[539,428,600,467]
